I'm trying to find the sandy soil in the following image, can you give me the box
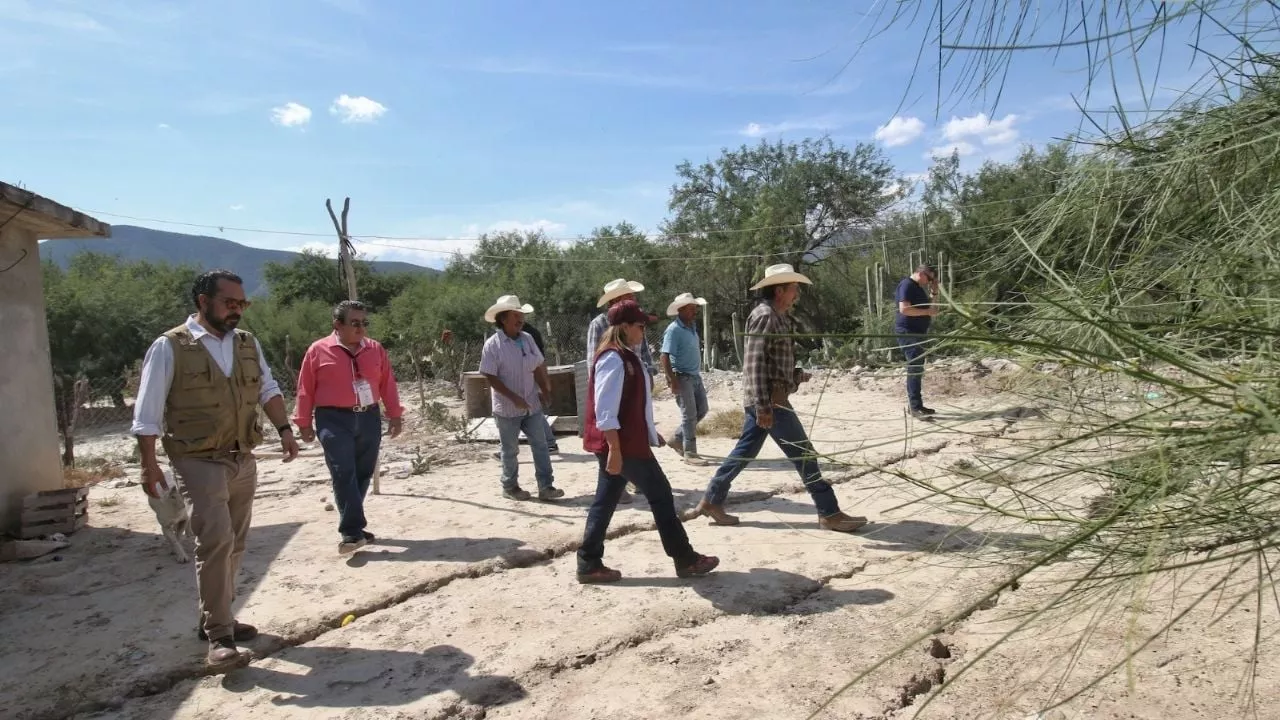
[2,364,1275,720]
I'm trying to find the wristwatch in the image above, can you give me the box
[276,423,293,436]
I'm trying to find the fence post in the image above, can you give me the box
[737,310,747,366]
[702,305,711,368]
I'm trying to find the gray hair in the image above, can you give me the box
[333,300,368,323]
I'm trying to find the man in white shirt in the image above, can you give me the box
[131,269,299,670]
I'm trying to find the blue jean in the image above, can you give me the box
[703,405,840,517]
[577,453,698,573]
[896,334,928,410]
[315,407,383,540]
[494,411,555,490]
[671,373,709,454]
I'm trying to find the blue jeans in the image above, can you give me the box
[703,405,840,517]
[671,373,709,454]
[494,411,555,490]
[315,407,383,540]
[896,334,928,410]
[577,454,698,573]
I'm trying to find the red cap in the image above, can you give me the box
[607,299,649,326]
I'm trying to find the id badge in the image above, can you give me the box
[353,379,375,407]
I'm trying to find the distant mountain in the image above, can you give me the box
[39,225,437,296]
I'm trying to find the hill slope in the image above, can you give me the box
[40,225,436,296]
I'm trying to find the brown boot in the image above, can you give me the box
[695,499,740,526]
[206,636,242,668]
[819,512,869,533]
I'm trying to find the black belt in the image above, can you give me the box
[318,404,377,413]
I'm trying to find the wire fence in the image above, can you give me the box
[52,314,673,457]
[52,311,914,461]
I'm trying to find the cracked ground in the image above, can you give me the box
[4,368,1276,720]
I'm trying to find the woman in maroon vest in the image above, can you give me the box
[577,300,720,583]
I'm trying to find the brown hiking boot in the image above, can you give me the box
[676,554,720,578]
[667,436,685,456]
[206,636,242,668]
[819,512,869,533]
[695,499,740,526]
[577,565,623,584]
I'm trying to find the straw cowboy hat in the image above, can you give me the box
[666,292,707,317]
[597,278,645,308]
[749,263,813,291]
[484,294,534,323]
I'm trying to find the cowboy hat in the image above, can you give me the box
[597,278,645,308]
[484,294,534,323]
[749,263,813,291]
[666,292,707,317]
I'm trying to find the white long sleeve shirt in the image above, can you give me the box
[592,346,659,446]
[130,315,282,437]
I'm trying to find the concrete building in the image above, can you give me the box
[0,182,110,535]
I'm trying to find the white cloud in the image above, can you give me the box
[157,122,171,130]
[270,102,312,127]
[485,219,568,235]
[287,242,340,258]
[330,94,387,123]
[739,116,844,137]
[926,141,976,159]
[874,116,925,147]
[942,112,1020,146]
[229,204,245,211]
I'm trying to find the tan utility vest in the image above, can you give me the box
[160,324,264,460]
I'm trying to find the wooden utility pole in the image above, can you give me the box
[326,197,358,301]
[324,197,382,494]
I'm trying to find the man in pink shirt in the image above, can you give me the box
[294,300,404,555]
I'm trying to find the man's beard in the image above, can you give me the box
[203,303,241,333]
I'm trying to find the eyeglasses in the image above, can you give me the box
[215,296,251,311]
[346,320,370,328]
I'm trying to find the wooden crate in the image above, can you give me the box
[19,487,89,539]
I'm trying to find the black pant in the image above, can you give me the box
[577,453,698,573]
[315,406,382,540]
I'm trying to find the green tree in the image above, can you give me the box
[263,249,417,310]
[43,255,194,465]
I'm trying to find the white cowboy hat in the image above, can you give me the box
[597,278,645,308]
[666,292,707,317]
[749,263,813,290]
[484,294,534,323]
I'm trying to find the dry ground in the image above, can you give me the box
[2,363,1275,720]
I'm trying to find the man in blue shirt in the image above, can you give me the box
[894,265,941,417]
[660,292,710,465]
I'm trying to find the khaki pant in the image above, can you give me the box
[171,454,257,641]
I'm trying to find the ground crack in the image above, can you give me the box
[51,445,933,719]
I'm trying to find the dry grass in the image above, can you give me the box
[62,457,126,488]
[697,409,745,438]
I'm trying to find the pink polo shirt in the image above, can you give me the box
[293,333,404,426]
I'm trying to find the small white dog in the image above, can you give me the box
[147,468,193,564]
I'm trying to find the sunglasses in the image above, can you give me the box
[214,296,251,311]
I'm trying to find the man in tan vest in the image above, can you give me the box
[130,269,299,669]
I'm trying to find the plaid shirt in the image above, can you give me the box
[742,301,800,411]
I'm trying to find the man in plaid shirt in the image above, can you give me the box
[695,263,868,533]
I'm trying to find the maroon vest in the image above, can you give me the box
[582,347,654,459]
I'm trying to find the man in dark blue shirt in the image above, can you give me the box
[894,264,940,416]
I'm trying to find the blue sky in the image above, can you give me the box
[2,0,1249,268]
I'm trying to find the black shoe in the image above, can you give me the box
[910,406,936,417]
[197,622,258,642]
[361,531,376,543]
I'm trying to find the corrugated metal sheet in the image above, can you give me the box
[574,360,589,436]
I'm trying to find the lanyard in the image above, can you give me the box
[338,344,363,380]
